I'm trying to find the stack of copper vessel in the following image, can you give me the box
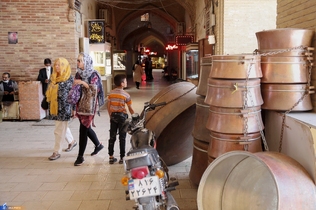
[204,54,264,164]
[189,56,212,186]
[256,28,315,111]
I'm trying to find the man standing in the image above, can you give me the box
[37,58,53,96]
[0,72,18,102]
[148,57,154,80]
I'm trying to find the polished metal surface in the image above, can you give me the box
[189,138,209,186]
[260,56,309,83]
[145,81,197,166]
[205,78,263,108]
[261,83,314,111]
[211,54,262,79]
[206,105,264,134]
[208,132,262,159]
[196,57,212,96]
[256,28,314,56]
[197,151,316,210]
[192,95,210,142]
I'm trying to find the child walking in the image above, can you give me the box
[107,74,135,164]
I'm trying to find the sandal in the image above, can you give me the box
[109,157,117,164]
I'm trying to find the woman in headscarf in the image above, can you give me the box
[133,60,144,89]
[73,52,105,166]
[46,58,76,161]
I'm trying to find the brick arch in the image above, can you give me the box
[121,26,167,55]
[117,4,180,35]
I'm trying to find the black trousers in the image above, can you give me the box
[108,112,128,158]
[78,122,100,157]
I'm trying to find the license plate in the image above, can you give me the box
[128,176,162,199]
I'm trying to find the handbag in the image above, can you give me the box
[41,96,49,110]
[67,84,82,105]
[77,84,98,115]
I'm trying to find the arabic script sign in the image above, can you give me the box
[88,21,105,44]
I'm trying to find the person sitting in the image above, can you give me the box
[0,72,18,102]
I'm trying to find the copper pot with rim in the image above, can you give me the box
[189,138,209,186]
[261,83,314,111]
[206,105,264,134]
[198,151,316,210]
[211,54,262,79]
[192,96,210,142]
[260,56,310,83]
[208,132,262,159]
[256,28,314,56]
[196,56,212,96]
[205,78,263,108]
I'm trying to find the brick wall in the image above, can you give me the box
[0,0,79,82]
[277,0,316,111]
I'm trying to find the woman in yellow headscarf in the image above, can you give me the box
[46,58,77,160]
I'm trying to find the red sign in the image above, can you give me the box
[166,45,178,50]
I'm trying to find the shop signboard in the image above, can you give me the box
[88,20,105,44]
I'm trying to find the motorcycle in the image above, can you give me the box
[121,101,180,210]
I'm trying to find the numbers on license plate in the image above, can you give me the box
[128,176,162,199]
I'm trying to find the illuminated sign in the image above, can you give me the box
[166,44,178,50]
[176,35,194,46]
[88,21,105,44]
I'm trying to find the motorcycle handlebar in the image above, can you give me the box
[151,102,167,107]
[146,102,167,110]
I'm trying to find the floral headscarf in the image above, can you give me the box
[77,52,95,82]
[46,58,71,115]
[77,52,105,107]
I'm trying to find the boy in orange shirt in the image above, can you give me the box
[107,74,134,164]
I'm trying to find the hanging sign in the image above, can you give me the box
[88,20,105,44]
[175,35,194,46]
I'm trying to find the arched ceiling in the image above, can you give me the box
[97,0,196,55]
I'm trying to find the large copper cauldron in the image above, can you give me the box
[211,54,262,79]
[196,56,212,96]
[256,28,314,56]
[206,106,264,134]
[192,96,210,142]
[261,84,314,111]
[198,151,316,210]
[189,139,209,186]
[260,56,310,83]
[145,82,197,166]
[208,132,262,159]
[205,78,263,108]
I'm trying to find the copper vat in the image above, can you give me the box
[261,56,309,83]
[208,156,215,165]
[256,28,314,56]
[198,151,316,210]
[145,82,197,166]
[211,54,262,79]
[196,56,212,96]
[208,132,262,159]
[192,96,210,142]
[261,83,314,111]
[206,106,264,134]
[189,139,209,186]
[205,78,263,108]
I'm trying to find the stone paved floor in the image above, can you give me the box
[0,70,198,210]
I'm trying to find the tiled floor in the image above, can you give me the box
[0,70,198,210]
